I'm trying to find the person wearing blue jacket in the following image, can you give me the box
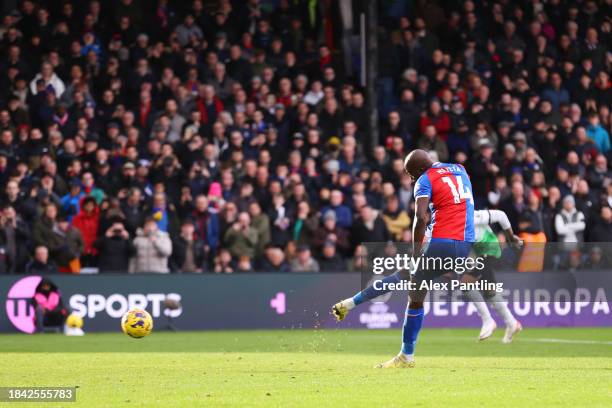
[586,112,610,153]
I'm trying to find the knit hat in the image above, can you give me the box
[323,210,337,222]
[208,182,222,198]
[562,195,575,206]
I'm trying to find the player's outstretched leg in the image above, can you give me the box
[486,292,522,343]
[331,271,405,321]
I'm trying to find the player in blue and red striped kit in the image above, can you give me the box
[332,150,475,368]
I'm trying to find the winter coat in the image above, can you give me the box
[0,220,32,273]
[129,229,172,273]
[320,205,353,229]
[312,225,350,255]
[224,226,258,259]
[29,73,66,97]
[94,236,136,272]
[292,215,320,248]
[555,209,586,243]
[586,124,610,153]
[54,227,85,267]
[72,207,100,256]
[382,210,411,241]
[250,214,271,258]
[32,217,64,254]
[351,213,390,249]
[59,193,84,220]
[191,210,220,252]
[169,237,206,273]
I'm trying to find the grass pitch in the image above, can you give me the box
[0,328,611,407]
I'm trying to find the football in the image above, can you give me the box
[65,313,84,329]
[121,309,153,339]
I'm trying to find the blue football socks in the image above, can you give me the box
[401,307,424,356]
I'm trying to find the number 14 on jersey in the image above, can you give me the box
[441,176,473,204]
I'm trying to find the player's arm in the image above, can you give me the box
[487,209,522,249]
[412,196,430,257]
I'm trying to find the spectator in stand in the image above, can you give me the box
[518,191,545,237]
[26,246,58,275]
[81,171,105,204]
[586,112,610,153]
[121,187,144,235]
[381,195,411,241]
[175,14,204,47]
[249,201,271,258]
[290,245,319,272]
[588,206,612,242]
[289,200,316,245]
[321,190,352,229]
[419,99,451,141]
[313,210,350,256]
[55,215,84,273]
[469,140,500,207]
[417,125,448,162]
[60,180,83,220]
[542,186,562,241]
[32,203,64,266]
[149,192,180,236]
[587,155,610,193]
[351,205,390,249]
[29,62,65,98]
[130,217,172,273]
[1,180,35,223]
[0,204,31,274]
[191,195,220,259]
[71,197,99,267]
[501,181,527,233]
[555,195,586,243]
[214,248,234,274]
[268,193,293,247]
[469,122,498,154]
[94,222,135,273]
[318,241,345,272]
[170,219,206,273]
[542,72,570,112]
[223,212,258,260]
[258,245,290,272]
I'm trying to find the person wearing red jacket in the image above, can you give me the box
[71,196,100,267]
[419,99,451,141]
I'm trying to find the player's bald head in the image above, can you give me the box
[403,149,434,180]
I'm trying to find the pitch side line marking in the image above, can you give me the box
[526,338,612,346]
[443,336,612,345]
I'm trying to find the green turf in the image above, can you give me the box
[0,328,611,407]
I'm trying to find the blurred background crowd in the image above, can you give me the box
[0,0,610,274]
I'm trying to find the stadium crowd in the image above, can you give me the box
[0,0,610,274]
